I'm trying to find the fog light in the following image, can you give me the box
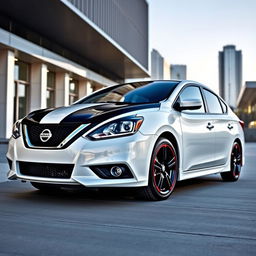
[90,164,133,179]
[110,166,123,177]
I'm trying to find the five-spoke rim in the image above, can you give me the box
[152,144,177,195]
[231,143,242,178]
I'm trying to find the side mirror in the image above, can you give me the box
[174,99,202,111]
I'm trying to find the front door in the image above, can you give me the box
[178,86,216,171]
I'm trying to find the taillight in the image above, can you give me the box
[239,120,245,130]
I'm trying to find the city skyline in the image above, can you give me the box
[219,45,242,107]
[148,0,256,93]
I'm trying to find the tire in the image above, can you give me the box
[221,142,242,182]
[31,182,62,192]
[140,137,178,201]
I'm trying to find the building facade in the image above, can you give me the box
[151,49,164,80]
[163,60,171,80]
[0,0,149,141]
[170,65,186,80]
[219,45,242,108]
[237,81,256,141]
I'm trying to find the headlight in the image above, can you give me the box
[12,120,22,139]
[87,116,143,140]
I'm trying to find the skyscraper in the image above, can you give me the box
[151,49,164,79]
[163,60,171,80]
[170,65,187,80]
[219,45,242,108]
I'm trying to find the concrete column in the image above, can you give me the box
[0,50,15,140]
[55,72,69,107]
[30,63,47,112]
[78,80,93,99]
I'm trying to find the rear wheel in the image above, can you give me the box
[140,138,178,200]
[221,142,242,182]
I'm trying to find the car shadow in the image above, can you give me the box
[7,174,225,205]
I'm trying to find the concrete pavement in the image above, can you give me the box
[0,143,255,255]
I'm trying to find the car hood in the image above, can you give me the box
[24,103,160,125]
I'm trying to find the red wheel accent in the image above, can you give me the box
[152,143,177,195]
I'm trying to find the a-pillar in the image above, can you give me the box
[56,72,70,107]
[30,63,47,112]
[0,50,15,141]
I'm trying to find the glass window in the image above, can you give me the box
[14,82,29,120]
[13,60,30,121]
[69,79,79,104]
[178,86,205,113]
[78,81,179,104]
[14,61,29,82]
[203,89,223,114]
[17,83,27,118]
[47,71,55,108]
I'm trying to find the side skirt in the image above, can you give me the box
[178,162,230,181]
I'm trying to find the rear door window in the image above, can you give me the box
[203,89,223,114]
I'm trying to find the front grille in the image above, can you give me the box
[19,161,74,179]
[24,123,80,147]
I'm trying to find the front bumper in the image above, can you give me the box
[6,132,157,187]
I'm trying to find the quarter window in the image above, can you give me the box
[203,89,223,114]
[220,99,227,113]
[178,86,205,113]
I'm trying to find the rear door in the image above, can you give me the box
[178,85,216,171]
[202,89,235,166]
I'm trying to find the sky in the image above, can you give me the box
[148,0,256,93]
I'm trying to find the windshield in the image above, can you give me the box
[77,81,179,104]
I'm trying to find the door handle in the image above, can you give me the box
[227,124,233,130]
[206,122,214,130]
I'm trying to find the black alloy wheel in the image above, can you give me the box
[221,142,242,182]
[141,138,178,200]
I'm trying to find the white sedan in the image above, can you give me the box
[7,80,245,200]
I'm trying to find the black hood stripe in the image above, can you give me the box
[60,103,160,124]
[22,103,160,149]
[26,108,55,123]
[24,103,160,126]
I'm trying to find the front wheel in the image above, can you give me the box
[221,142,242,182]
[140,138,178,201]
